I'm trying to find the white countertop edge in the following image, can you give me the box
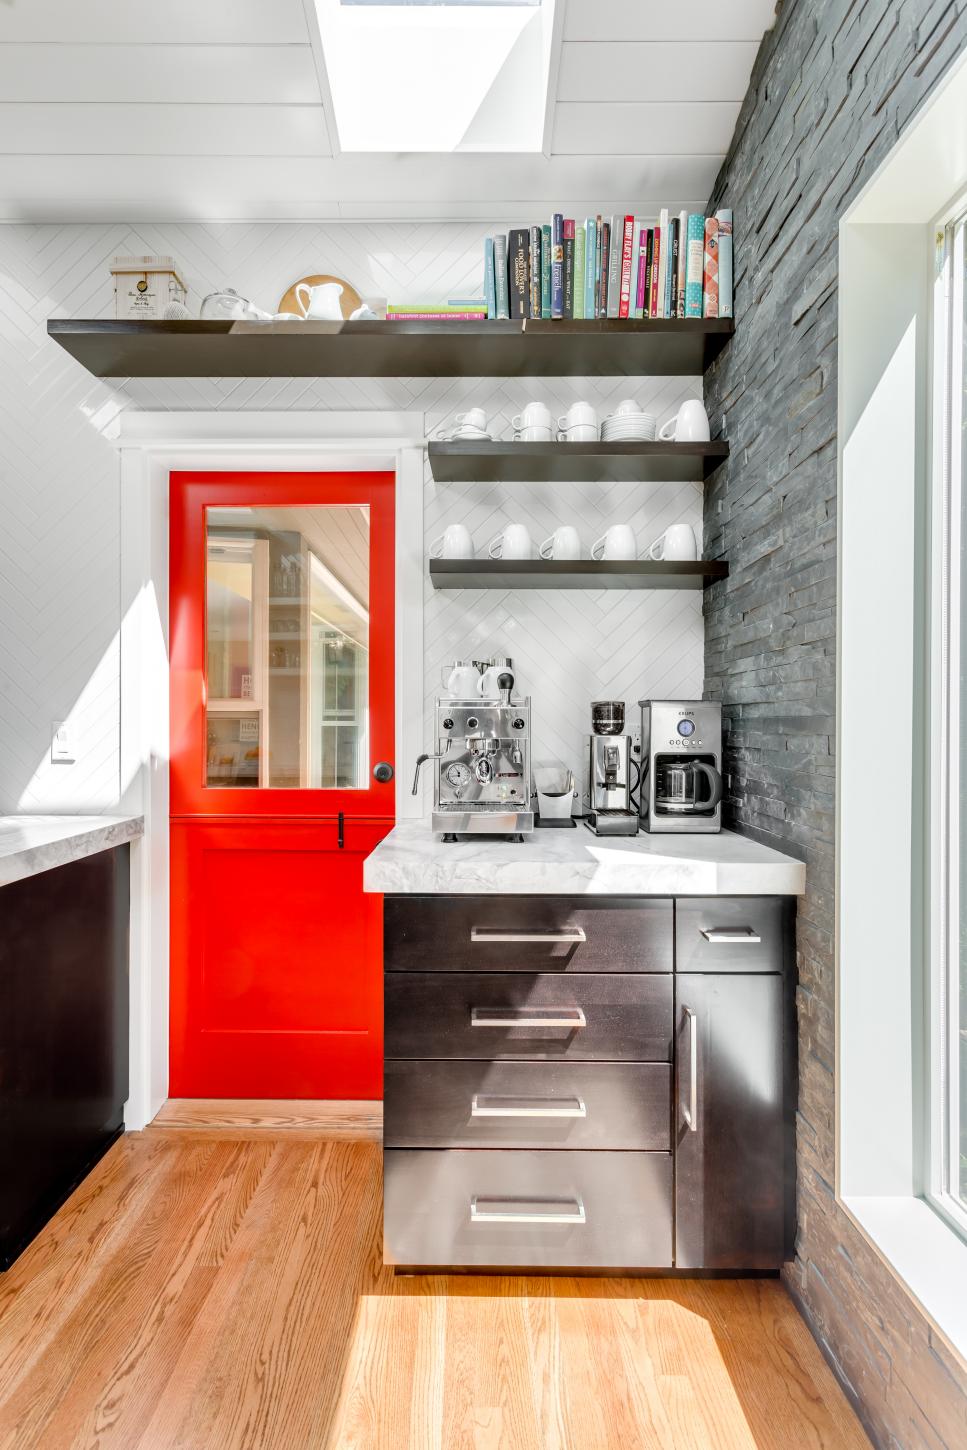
[363,821,806,897]
[0,815,145,889]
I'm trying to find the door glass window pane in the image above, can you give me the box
[205,505,370,788]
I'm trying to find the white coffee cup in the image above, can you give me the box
[614,398,644,417]
[512,402,552,432]
[658,399,711,443]
[429,523,473,559]
[647,523,698,561]
[591,524,636,561]
[455,407,487,432]
[539,525,581,560]
[489,523,533,560]
[516,422,553,442]
[558,401,597,430]
[557,422,598,442]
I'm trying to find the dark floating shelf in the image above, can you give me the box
[47,317,733,379]
[428,439,729,484]
[429,559,729,591]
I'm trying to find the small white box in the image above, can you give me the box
[111,255,187,320]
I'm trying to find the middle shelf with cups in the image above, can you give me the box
[427,439,729,484]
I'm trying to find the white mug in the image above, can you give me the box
[658,399,711,443]
[489,523,533,560]
[558,401,597,429]
[647,524,698,561]
[539,525,581,560]
[557,422,598,442]
[455,407,487,432]
[517,423,553,442]
[614,398,644,417]
[295,281,344,320]
[591,524,636,561]
[512,402,552,431]
[429,523,473,559]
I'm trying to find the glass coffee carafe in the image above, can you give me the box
[654,759,723,813]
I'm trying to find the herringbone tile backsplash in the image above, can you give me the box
[0,222,703,812]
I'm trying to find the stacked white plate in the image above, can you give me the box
[601,412,657,441]
[440,425,494,442]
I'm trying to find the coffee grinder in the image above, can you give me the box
[584,701,640,837]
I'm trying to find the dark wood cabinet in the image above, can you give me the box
[674,972,792,1269]
[0,847,130,1269]
[382,891,796,1274]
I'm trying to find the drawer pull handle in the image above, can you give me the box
[471,1094,587,1119]
[470,927,587,944]
[699,927,762,944]
[470,1006,587,1029]
[682,1005,698,1132]
[470,1195,586,1225]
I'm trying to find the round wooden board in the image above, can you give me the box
[278,273,363,319]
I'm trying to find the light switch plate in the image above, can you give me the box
[51,720,75,764]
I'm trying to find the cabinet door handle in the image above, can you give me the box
[471,1094,587,1119]
[470,1195,586,1225]
[682,1005,698,1132]
[699,927,762,943]
[470,1006,587,1029]
[470,927,587,944]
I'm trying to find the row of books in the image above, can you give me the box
[486,212,733,322]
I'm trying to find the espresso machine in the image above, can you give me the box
[412,672,533,840]
[638,700,723,834]
[584,701,640,837]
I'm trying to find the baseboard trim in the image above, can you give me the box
[151,1098,383,1142]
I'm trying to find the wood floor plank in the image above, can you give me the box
[155,1098,382,1140]
[0,1127,872,1450]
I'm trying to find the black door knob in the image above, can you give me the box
[373,762,394,783]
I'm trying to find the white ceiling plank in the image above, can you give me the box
[0,0,310,44]
[0,154,722,223]
[564,0,777,43]
[0,105,332,157]
[558,41,760,103]
[552,102,740,157]
[0,44,320,104]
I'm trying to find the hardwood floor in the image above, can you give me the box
[0,1124,870,1450]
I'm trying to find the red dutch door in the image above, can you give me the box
[169,471,395,1098]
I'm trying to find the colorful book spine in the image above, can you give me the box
[508,228,529,320]
[684,214,704,318]
[668,217,679,318]
[483,236,496,320]
[551,213,564,319]
[574,222,586,319]
[584,218,597,320]
[529,225,542,318]
[703,215,720,318]
[716,208,733,318]
[644,229,654,317]
[631,219,647,319]
[649,225,661,317]
[598,218,610,318]
[494,233,509,320]
[541,224,552,317]
[656,209,669,318]
[676,209,688,318]
[563,218,575,319]
[605,215,621,318]
[618,214,635,319]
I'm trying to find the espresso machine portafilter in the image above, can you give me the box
[412,672,533,840]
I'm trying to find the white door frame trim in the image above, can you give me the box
[115,409,425,1129]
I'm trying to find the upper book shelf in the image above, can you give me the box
[46,318,733,379]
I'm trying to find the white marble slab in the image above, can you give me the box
[0,815,144,889]
[363,820,805,896]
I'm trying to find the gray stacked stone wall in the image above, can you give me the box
[704,2,967,1445]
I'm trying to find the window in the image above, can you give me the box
[928,204,967,1231]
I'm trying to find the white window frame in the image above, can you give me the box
[927,201,967,1240]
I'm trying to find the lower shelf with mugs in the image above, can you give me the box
[428,558,728,590]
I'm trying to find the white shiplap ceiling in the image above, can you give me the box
[0,0,776,221]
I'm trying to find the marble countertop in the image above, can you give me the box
[0,815,144,889]
[363,820,805,896]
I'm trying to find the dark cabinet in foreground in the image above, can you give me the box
[383,892,796,1274]
[0,847,129,1269]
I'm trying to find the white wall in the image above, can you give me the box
[0,221,704,812]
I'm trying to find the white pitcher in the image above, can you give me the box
[295,281,344,320]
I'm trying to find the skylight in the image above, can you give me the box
[316,0,555,153]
